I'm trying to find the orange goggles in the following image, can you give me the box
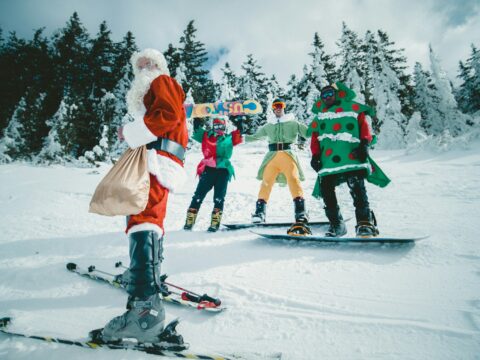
[272,102,286,110]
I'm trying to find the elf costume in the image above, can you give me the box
[308,82,390,237]
[245,99,310,235]
[184,117,243,232]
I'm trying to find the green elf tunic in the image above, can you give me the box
[192,127,242,181]
[307,82,391,198]
[245,113,308,185]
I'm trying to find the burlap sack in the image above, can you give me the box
[89,146,150,216]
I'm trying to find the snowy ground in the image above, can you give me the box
[0,142,479,360]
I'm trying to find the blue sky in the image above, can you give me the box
[1,0,478,86]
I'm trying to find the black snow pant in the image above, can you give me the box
[189,166,230,211]
[320,170,371,222]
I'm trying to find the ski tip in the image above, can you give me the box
[66,262,77,271]
[0,317,12,328]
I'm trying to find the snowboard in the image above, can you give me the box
[184,99,263,118]
[251,231,429,243]
[223,220,330,230]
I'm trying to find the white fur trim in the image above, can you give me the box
[316,112,358,120]
[318,163,370,176]
[123,116,157,149]
[131,48,170,77]
[147,149,186,193]
[127,223,164,237]
[268,113,295,124]
[318,133,360,143]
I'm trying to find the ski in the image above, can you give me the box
[66,262,225,312]
[223,218,353,230]
[251,231,429,243]
[0,317,254,360]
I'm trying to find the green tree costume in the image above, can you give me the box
[307,82,391,198]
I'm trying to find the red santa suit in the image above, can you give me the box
[123,49,188,237]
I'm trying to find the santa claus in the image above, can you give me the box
[98,48,188,346]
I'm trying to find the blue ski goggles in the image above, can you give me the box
[321,89,335,99]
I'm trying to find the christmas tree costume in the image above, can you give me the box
[246,99,310,235]
[308,82,390,237]
[184,117,243,232]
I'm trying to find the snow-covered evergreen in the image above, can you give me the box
[0,97,27,163]
[364,31,405,149]
[429,45,469,137]
[336,23,366,104]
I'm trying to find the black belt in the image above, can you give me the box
[268,143,291,151]
[146,137,186,162]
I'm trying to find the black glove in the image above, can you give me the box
[193,118,203,131]
[352,139,369,162]
[235,116,246,134]
[310,154,322,172]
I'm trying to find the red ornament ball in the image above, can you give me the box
[311,121,318,129]
[316,100,322,108]
[325,149,333,156]
[338,90,346,98]
[333,123,342,131]
[352,104,360,111]
[335,107,343,113]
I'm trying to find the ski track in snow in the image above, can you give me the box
[0,143,480,359]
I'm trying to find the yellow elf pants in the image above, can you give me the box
[258,152,303,202]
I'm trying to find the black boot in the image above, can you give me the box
[325,206,347,237]
[355,208,379,237]
[252,199,267,223]
[100,231,183,346]
[287,197,312,235]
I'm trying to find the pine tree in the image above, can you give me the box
[0,32,28,131]
[266,75,284,100]
[309,32,335,87]
[336,22,366,103]
[216,62,238,101]
[88,21,116,98]
[429,45,468,136]
[0,97,27,162]
[405,111,428,147]
[376,30,413,117]
[456,44,480,114]
[163,43,180,78]
[364,31,405,148]
[412,62,441,135]
[285,75,306,123]
[52,12,90,96]
[108,31,137,158]
[178,20,215,102]
[238,54,268,131]
[37,97,78,162]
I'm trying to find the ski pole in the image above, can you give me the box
[115,261,221,306]
[87,265,116,278]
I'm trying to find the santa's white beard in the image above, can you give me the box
[126,69,162,116]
